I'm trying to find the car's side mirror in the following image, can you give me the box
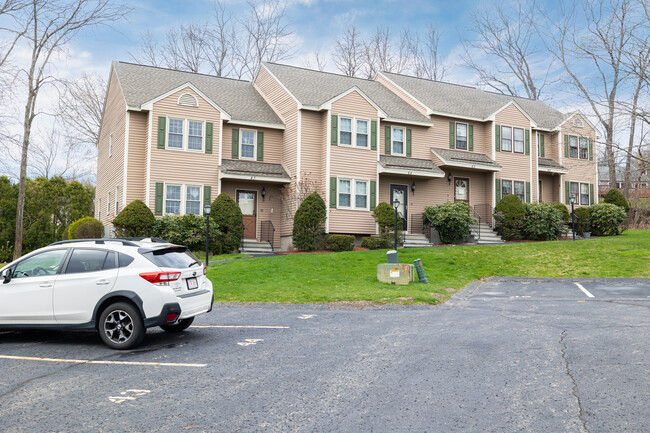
[2,268,12,284]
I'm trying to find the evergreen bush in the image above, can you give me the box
[112,200,156,237]
[152,214,220,252]
[574,207,592,235]
[68,217,103,239]
[423,202,476,244]
[292,192,326,251]
[326,234,355,252]
[494,194,525,241]
[361,237,389,250]
[551,202,571,224]
[522,203,564,241]
[590,203,627,236]
[373,202,402,245]
[603,189,630,212]
[211,193,243,254]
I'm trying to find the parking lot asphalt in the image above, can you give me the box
[1,277,649,433]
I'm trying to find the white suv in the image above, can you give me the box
[0,238,213,349]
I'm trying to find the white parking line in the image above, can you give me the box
[574,282,595,298]
[191,325,289,329]
[0,355,206,368]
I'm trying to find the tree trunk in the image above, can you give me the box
[605,124,617,190]
[623,77,643,198]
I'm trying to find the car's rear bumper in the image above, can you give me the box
[177,289,213,319]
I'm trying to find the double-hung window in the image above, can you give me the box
[356,120,368,148]
[115,186,119,214]
[579,137,588,159]
[513,128,524,153]
[570,182,579,203]
[338,179,351,207]
[167,118,204,151]
[569,136,578,158]
[185,185,201,214]
[392,127,405,155]
[514,181,525,202]
[501,180,513,197]
[355,181,367,208]
[188,121,203,150]
[164,184,203,215]
[107,192,111,214]
[168,119,184,149]
[240,129,256,159]
[580,183,589,205]
[456,123,467,150]
[338,178,369,210]
[109,133,113,157]
[501,126,512,152]
[165,185,182,214]
[339,117,352,146]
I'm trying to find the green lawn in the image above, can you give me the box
[210,230,650,305]
[191,251,251,263]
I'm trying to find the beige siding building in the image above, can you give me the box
[96,61,598,250]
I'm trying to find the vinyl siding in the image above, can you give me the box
[560,114,598,189]
[539,174,561,203]
[380,121,430,159]
[126,110,148,203]
[331,90,379,120]
[96,69,126,226]
[495,104,534,200]
[149,87,221,207]
[300,110,326,196]
[223,124,284,164]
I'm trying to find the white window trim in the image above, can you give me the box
[537,132,541,157]
[109,133,113,157]
[337,177,370,211]
[568,135,579,158]
[115,186,119,215]
[501,179,513,197]
[391,126,406,156]
[337,115,370,149]
[501,126,513,152]
[579,182,590,205]
[163,183,204,216]
[578,136,589,160]
[456,122,468,150]
[166,117,206,153]
[239,128,258,160]
[513,127,525,154]
[107,192,111,215]
[513,180,526,201]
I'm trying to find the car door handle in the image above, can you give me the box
[95,279,111,286]
[39,282,53,288]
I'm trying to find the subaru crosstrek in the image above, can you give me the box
[0,238,213,349]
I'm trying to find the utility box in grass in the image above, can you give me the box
[377,263,414,285]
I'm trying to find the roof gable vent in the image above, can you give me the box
[178,93,199,107]
[573,118,583,128]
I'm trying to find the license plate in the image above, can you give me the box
[186,277,198,290]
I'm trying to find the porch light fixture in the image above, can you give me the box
[204,203,212,266]
[411,182,416,194]
[447,172,452,184]
[261,187,266,201]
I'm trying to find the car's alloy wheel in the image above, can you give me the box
[98,302,145,350]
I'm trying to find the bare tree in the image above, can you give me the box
[57,72,105,147]
[9,0,129,259]
[332,24,364,77]
[203,0,233,77]
[161,24,208,73]
[129,30,161,67]
[361,26,411,79]
[28,128,95,179]
[302,50,327,72]
[462,0,552,99]
[409,24,446,81]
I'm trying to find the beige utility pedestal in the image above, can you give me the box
[377,263,414,285]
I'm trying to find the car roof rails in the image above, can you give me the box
[48,239,140,247]
[118,237,170,243]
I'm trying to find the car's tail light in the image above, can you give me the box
[166,313,178,323]
[203,265,207,275]
[139,272,181,286]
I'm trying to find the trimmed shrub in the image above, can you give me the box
[292,192,326,251]
[574,207,592,235]
[152,214,221,252]
[326,234,355,252]
[211,193,243,254]
[590,203,627,236]
[522,203,564,241]
[551,202,571,224]
[373,201,402,245]
[69,217,103,239]
[361,237,389,250]
[423,202,476,244]
[112,200,156,237]
[494,194,526,241]
[603,189,630,212]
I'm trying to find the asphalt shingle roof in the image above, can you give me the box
[382,72,568,130]
[220,159,289,180]
[113,62,283,125]
[538,158,566,170]
[263,63,432,124]
[379,155,445,176]
[431,147,501,168]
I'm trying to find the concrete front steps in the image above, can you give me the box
[403,233,434,248]
[240,238,274,254]
[470,224,505,245]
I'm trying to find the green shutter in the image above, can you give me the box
[449,122,455,149]
[371,120,377,150]
[232,128,239,159]
[203,186,211,209]
[406,129,412,157]
[564,135,569,157]
[588,138,593,161]
[331,114,338,146]
[526,181,531,202]
[525,129,530,155]
[495,125,501,152]
[330,177,337,208]
[257,131,264,161]
[155,183,163,216]
[590,184,594,205]
[370,180,377,210]
[205,122,213,154]
[385,125,391,155]
[157,117,166,149]
[565,181,570,205]
[540,134,545,157]
[495,179,501,202]
[468,124,474,151]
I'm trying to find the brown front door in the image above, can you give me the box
[454,178,470,203]
[237,190,257,239]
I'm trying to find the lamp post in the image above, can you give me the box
[570,194,576,241]
[204,203,212,266]
[392,199,400,250]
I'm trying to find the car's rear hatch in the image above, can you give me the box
[140,246,209,296]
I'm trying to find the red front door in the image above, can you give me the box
[237,190,257,239]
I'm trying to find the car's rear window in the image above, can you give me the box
[142,247,200,269]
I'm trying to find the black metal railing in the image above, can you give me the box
[469,207,482,242]
[471,203,494,228]
[260,220,275,251]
